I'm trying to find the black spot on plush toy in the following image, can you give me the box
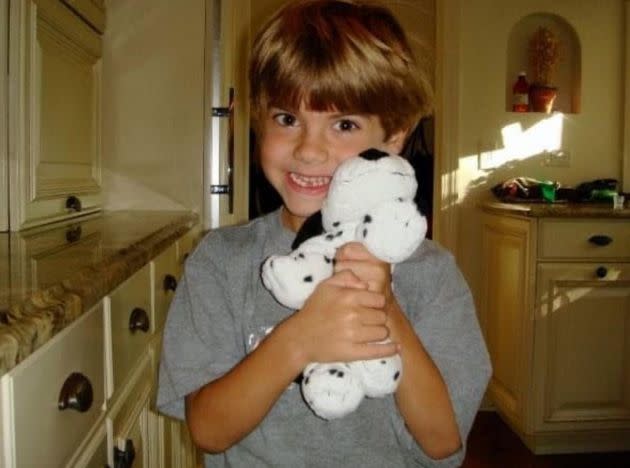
[261,148,427,419]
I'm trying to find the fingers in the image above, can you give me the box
[359,309,388,326]
[336,242,372,261]
[326,269,367,290]
[353,324,390,343]
[350,341,400,361]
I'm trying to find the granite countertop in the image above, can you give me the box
[0,210,199,376]
[482,201,630,218]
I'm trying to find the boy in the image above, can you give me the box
[157,1,491,466]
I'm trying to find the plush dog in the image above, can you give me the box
[261,148,427,419]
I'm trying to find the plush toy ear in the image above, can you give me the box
[291,211,324,249]
[359,148,389,161]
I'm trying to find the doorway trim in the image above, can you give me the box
[1,0,8,231]
[433,0,460,256]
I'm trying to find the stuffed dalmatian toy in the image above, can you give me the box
[261,148,427,420]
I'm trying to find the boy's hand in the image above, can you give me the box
[286,270,398,366]
[334,242,393,304]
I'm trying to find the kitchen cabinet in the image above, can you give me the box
[8,0,104,231]
[480,204,630,454]
[0,226,201,467]
[0,302,106,467]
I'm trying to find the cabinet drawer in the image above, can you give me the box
[5,305,105,468]
[66,423,108,468]
[152,243,179,330]
[539,219,630,259]
[177,228,199,268]
[108,355,153,468]
[107,264,153,394]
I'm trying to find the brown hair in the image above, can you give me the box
[249,0,433,139]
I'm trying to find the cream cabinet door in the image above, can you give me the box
[1,304,105,468]
[8,0,102,231]
[481,214,534,430]
[152,244,179,331]
[534,262,630,432]
[66,423,109,468]
[108,355,154,468]
[106,264,153,396]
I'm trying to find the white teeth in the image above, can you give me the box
[289,173,331,188]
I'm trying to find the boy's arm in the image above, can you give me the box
[386,300,461,459]
[186,270,398,453]
[185,318,304,453]
[335,242,491,462]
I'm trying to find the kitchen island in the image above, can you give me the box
[0,210,201,467]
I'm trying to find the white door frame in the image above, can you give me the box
[433,0,460,256]
[0,0,8,232]
[624,0,630,192]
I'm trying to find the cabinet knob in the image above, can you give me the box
[114,438,136,468]
[588,235,613,246]
[65,195,82,213]
[129,307,150,333]
[595,266,608,278]
[163,274,178,292]
[58,372,93,412]
[65,225,82,243]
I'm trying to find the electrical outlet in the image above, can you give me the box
[543,149,570,167]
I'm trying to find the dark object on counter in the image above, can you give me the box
[576,178,618,202]
[491,177,561,203]
[492,177,621,204]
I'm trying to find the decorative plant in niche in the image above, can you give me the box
[528,26,561,112]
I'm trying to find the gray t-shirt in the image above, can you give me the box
[157,209,491,467]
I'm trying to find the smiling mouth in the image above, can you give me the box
[289,172,331,188]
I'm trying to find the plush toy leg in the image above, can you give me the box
[356,200,427,263]
[261,251,334,310]
[301,362,365,420]
[350,353,403,398]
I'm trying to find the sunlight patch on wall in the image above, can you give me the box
[479,114,565,170]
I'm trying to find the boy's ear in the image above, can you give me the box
[384,128,409,154]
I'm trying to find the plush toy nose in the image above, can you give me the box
[359,148,389,161]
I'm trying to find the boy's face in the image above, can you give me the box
[259,103,406,232]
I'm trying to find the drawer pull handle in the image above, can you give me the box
[58,372,93,413]
[596,266,608,278]
[163,274,178,292]
[129,307,150,333]
[65,195,82,213]
[588,235,613,246]
[65,225,82,243]
[114,438,136,468]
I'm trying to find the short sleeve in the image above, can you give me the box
[156,234,243,420]
[391,244,492,467]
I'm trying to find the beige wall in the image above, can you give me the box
[102,0,206,212]
[452,0,624,306]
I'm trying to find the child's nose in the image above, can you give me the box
[294,130,328,163]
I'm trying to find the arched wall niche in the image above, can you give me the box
[506,12,581,114]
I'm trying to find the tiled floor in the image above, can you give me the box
[463,411,630,468]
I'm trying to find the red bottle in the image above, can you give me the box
[512,72,529,112]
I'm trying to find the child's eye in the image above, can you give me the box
[273,112,298,127]
[334,119,360,132]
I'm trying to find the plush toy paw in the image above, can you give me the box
[261,251,334,310]
[301,363,365,420]
[350,353,402,398]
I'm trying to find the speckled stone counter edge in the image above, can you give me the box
[482,201,630,218]
[0,212,199,377]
